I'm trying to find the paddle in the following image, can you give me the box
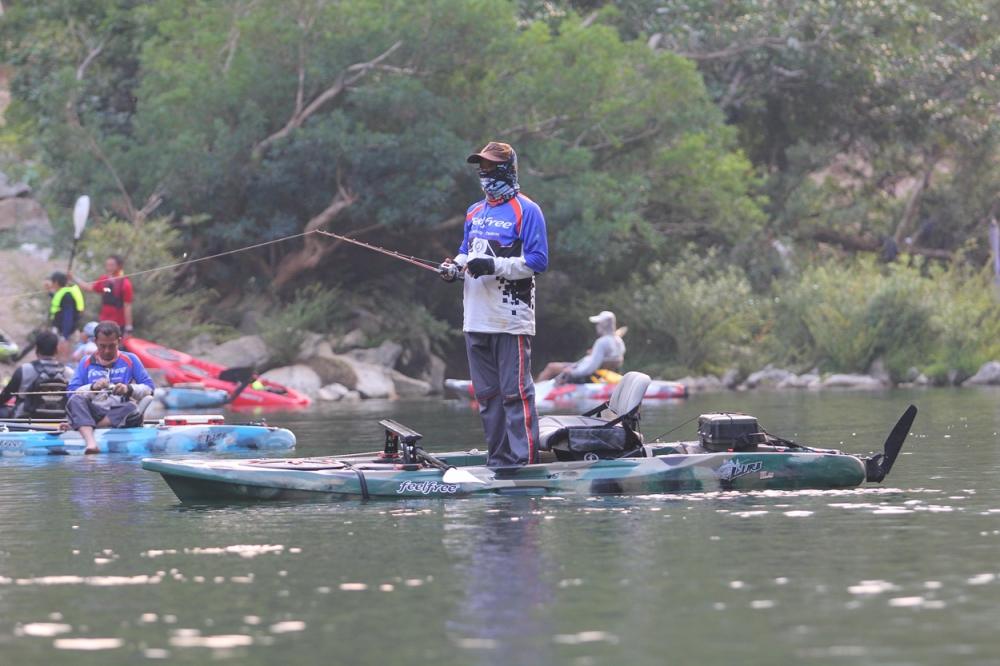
[67,195,90,273]
[866,404,918,482]
[218,366,258,404]
[413,447,485,485]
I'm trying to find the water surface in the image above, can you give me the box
[2,389,999,665]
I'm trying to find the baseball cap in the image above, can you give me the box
[588,310,615,324]
[83,321,98,337]
[467,141,515,164]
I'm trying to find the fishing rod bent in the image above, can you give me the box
[316,230,463,278]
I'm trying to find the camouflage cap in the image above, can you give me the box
[467,141,515,164]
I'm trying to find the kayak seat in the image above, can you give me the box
[537,372,651,461]
[124,395,155,428]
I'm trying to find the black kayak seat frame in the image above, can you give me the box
[380,418,424,465]
[538,371,652,460]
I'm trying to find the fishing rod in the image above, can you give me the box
[316,230,463,279]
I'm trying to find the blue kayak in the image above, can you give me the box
[157,387,230,410]
[0,422,295,456]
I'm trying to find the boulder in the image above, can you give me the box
[305,353,358,388]
[337,355,396,399]
[675,375,725,392]
[820,374,887,390]
[743,366,796,389]
[336,328,367,351]
[201,335,270,369]
[389,370,432,398]
[867,357,891,386]
[345,340,403,369]
[720,368,742,390]
[295,332,327,361]
[423,353,446,394]
[777,373,816,389]
[0,198,53,242]
[186,332,217,357]
[963,361,1000,386]
[260,364,323,397]
[0,171,30,199]
[317,382,350,401]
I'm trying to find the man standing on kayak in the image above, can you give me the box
[65,321,154,453]
[71,254,135,337]
[439,142,548,469]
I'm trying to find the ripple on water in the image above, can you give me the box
[168,632,254,649]
[53,637,124,650]
[16,622,72,637]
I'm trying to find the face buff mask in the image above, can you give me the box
[479,152,520,203]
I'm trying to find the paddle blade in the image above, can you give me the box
[73,195,90,239]
[442,466,486,486]
[218,366,256,383]
[868,404,917,482]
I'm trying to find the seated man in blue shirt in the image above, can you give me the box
[66,320,155,453]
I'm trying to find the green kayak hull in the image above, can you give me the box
[143,447,869,501]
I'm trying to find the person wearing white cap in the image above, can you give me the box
[72,321,99,362]
[536,310,626,383]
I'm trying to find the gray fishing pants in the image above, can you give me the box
[66,394,138,429]
[465,332,539,467]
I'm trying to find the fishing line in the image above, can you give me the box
[648,414,701,443]
[0,228,321,303]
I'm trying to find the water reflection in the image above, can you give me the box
[444,501,555,664]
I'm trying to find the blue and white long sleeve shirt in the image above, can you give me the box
[455,194,548,335]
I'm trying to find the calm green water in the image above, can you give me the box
[2,389,1000,665]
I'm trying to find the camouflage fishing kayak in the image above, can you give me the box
[143,404,917,502]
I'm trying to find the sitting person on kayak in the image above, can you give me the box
[537,310,626,384]
[72,320,99,362]
[0,330,72,419]
[65,321,155,454]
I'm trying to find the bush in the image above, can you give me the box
[76,217,221,347]
[258,284,341,367]
[615,249,768,375]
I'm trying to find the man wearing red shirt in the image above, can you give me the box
[71,254,134,335]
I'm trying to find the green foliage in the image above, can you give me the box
[615,249,767,375]
[258,284,341,368]
[75,217,220,347]
[769,257,1000,381]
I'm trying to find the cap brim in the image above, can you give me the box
[467,153,492,164]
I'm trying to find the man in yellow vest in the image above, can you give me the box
[47,271,85,354]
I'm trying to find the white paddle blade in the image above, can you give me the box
[73,195,90,239]
[442,467,485,486]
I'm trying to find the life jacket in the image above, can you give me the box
[20,359,68,419]
[49,285,85,316]
[101,276,125,309]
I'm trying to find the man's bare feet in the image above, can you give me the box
[84,446,100,455]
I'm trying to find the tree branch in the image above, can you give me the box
[252,40,405,160]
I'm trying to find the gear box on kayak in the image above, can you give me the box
[698,413,761,452]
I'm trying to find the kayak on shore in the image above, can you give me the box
[444,375,687,409]
[0,414,295,456]
[124,337,311,412]
[143,373,917,502]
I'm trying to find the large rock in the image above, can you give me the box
[306,353,358,387]
[964,361,1000,386]
[260,364,322,397]
[345,340,403,369]
[0,198,53,242]
[336,355,396,399]
[390,370,432,398]
[743,366,796,389]
[820,374,887,390]
[201,335,270,369]
[675,375,725,392]
[317,383,350,401]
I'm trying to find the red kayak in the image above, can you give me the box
[124,337,311,413]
